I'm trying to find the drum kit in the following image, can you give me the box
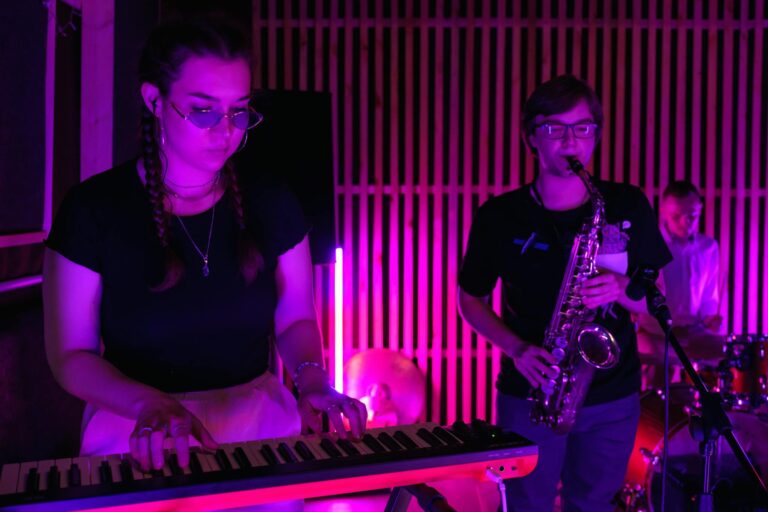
[616,334,768,511]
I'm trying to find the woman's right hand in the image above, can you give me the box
[509,342,559,389]
[128,395,219,472]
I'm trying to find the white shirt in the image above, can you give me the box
[638,226,720,334]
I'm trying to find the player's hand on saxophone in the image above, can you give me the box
[510,342,559,389]
[579,271,629,309]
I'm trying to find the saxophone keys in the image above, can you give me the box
[551,348,566,362]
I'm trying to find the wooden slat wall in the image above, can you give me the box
[253,0,768,425]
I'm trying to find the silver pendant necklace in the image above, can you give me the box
[176,204,216,277]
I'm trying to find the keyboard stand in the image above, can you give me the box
[385,483,454,511]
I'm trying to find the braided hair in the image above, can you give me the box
[139,19,263,291]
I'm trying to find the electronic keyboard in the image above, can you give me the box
[0,420,537,511]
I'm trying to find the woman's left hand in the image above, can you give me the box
[297,386,368,440]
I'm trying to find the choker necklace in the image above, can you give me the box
[165,172,220,189]
[176,204,216,277]
[164,172,220,200]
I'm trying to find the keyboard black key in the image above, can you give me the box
[260,445,280,466]
[336,439,360,456]
[150,469,164,479]
[47,466,61,490]
[319,438,343,458]
[25,468,39,494]
[233,447,253,469]
[416,428,444,447]
[449,421,473,442]
[189,452,204,474]
[277,443,298,463]
[294,441,316,461]
[362,434,386,454]
[168,454,183,476]
[119,459,134,482]
[98,460,113,484]
[377,432,403,451]
[67,464,81,487]
[432,426,461,446]
[215,450,233,471]
[393,431,419,450]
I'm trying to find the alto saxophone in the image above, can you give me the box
[529,158,620,434]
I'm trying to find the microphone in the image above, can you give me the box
[626,265,673,328]
[625,266,659,301]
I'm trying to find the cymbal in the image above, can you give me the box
[344,349,426,425]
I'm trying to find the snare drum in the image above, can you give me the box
[722,334,768,409]
[617,386,768,511]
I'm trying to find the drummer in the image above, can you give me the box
[636,180,723,386]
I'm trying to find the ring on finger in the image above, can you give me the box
[170,424,188,435]
[138,427,154,435]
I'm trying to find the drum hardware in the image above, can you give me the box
[628,269,768,510]
[720,334,768,410]
[618,386,768,511]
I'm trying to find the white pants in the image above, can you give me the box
[80,372,303,511]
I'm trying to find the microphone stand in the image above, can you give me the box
[642,275,767,511]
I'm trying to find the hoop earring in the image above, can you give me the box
[235,131,248,153]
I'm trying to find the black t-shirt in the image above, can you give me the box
[459,181,672,405]
[45,160,310,393]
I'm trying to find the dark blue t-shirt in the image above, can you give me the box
[459,181,672,405]
[46,160,309,393]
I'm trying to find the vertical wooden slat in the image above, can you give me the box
[628,0,641,187]
[541,0,552,82]
[297,0,308,90]
[432,0,446,423]
[510,0,523,187]
[613,1,626,183]
[371,0,385,350]
[657,0,672,192]
[598,1,613,179]
[720,0,734,331]
[572,0,583,75]
[314,0,324,92]
[357,1,371,353]
[690,0,703,190]
[752,0,765,333]
[556,0,567,75]
[674,0,688,181]
[461,0,478,422]
[644,0,658,197]
[388,0,402,355]
[283,0,294,89]
[417,0,433,421]
[402,1,415,361]
[341,0,355,364]
[703,0,718,240]
[267,0,278,89]
[585,0,599,177]
[252,0,263,89]
[732,0,747,332]
[524,0,537,184]
[446,0,461,424]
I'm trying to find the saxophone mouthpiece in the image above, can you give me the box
[566,157,584,174]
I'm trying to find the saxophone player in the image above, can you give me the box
[458,75,671,511]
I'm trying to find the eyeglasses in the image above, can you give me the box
[535,122,599,140]
[171,103,264,130]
